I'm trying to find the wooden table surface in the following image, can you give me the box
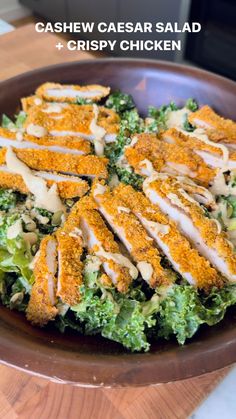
[0,23,232,419]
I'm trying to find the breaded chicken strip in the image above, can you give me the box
[114,183,223,290]
[76,196,137,292]
[143,173,236,282]
[188,105,236,146]
[26,235,58,326]
[162,128,236,169]
[36,82,110,103]
[92,182,173,288]
[125,133,216,186]
[0,147,108,178]
[0,165,89,199]
[0,127,91,155]
[24,103,119,143]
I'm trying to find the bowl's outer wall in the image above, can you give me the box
[0,59,236,386]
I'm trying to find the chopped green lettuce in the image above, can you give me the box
[0,213,34,284]
[185,98,198,112]
[2,111,27,129]
[70,270,158,351]
[0,189,18,211]
[147,102,178,131]
[157,284,236,344]
[105,91,135,114]
[115,167,143,189]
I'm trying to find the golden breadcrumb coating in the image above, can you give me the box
[0,147,108,178]
[0,126,92,155]
[25,134,91,154]
[24,103,120,136]
[188,105,236,144]
[36,82,110,103]
[76,196,133,293]
[21,96,43,112]
[162,128,224,156]
[56,230,83,306]
[0,169,89,199]
[114,183,223,291]
[147,175,236,278]
[93,185,172,288]
[26,235,58,326]
[0,127,16,140]
[125,133,216,186]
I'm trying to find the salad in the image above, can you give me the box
[0,81,236,352]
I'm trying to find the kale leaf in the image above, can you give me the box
[105,90,135,114]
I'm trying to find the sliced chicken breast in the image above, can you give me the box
[188,105,236,146]
[0,127,91,155]
[24,103,119,144]
[162,128,236,169]
[125,133,216,186]
[0,165,89,199]
[56,204,85,306]
[114,183,223,290]
[26,235,58,326]
[36,82,110,103]
[76,196,136,293]
[92,182,173,288]
[0,148,108,178]
[143,173,236,282]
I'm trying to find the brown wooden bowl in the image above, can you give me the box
[0,59,236,387]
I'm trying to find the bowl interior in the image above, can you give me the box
[0,59,236,386]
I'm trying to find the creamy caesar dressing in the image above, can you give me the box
[167,193,188,211]
[7,219,23,240]
[210,170,236,196]
[117,206,131,214]
[90,104,106,156]
[108,174,119,189]
[137,261,153,283]
[95,246,138,279]
[180,128,229,165]
[141,218,170,236]
[139,159,155,176]
[42,104,62,113]
[34,97,43,106]
[166,107,190,129]
[6,147,65,213]
[26,123,47,138]
[93,182,107,197]
[68,227,83,239]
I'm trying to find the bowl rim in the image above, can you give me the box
[0,58,236,387]
[0,56,235,88]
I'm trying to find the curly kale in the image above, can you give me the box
[147,102,178,131]
[157,284,236,345]
[69,270,158,352]
[0,189,18,211]
[105,90,135,114]
[185,98,198,112]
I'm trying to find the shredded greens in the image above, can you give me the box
[105,90,135,114]
[69,270,157,351]
[157,284,236,344]
[2,111,27,129]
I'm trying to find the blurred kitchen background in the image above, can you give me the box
[0,0,235,80]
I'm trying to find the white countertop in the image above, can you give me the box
[191,366,236,419]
